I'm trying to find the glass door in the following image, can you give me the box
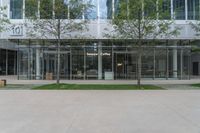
[43,51,70,80]
[114,52,137,80]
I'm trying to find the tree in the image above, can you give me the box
[0,6,10,32]
[25,0,92,84]
[190,21,200,36]
[106,0,180,88]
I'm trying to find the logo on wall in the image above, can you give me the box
[10,24,23,36]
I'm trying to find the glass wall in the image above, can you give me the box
[10,0,23,19]
[17,40,191,80]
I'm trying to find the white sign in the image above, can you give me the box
[10,24,23,36]
[87,52,111,56]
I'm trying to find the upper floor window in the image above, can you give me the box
[10,0,23,19]
[188,0,200,20]
[99,0,112,19]
[159,0,171,19]
[173,0,185,20]
[25,0,38,18]
[84,0,97,19]
[40,0,53,19]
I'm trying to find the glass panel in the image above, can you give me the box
[86,43,98,79]
[0,49,6,75]
[8,50,17,75]
[188,0,200,20]
[25,0,38,18]
[155,48,167,78]
[102,46,112,79]
[18,48,29,79]
[142,48,154,78]
[84,0,97,19]
[114,0,120,16]
[182,49,190,79]
[55,0,69,19]
[69,0,84,19]
[40,0,53,19]
[173,0,185,20]
[10,0,23,19]
[159,0,171,19]
[99,0,112,19]
[72,47,85,79]
[114,53,126,79]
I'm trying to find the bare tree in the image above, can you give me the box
[25,0,92,84]
[106,0,180,88]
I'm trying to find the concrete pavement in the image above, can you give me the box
[0,90,200,133]
[0,76,200,85]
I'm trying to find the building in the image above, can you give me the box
[0,0,199,80]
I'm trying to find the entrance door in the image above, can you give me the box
[43,51,71,79]
[193,62,199,75]
[114,52,137,80]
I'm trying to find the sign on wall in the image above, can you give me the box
[10,24,23,36]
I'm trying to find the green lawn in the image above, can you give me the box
[191,84,200,88]
[32,84,164,90]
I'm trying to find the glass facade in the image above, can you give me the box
[9,0,200,20]
[16,40,191,80]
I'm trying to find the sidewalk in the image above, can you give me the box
[0,90,200,133]
[0,76,199,85]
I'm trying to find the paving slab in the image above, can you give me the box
[0,90,200,133]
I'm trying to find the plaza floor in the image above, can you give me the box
[0,90,200,133]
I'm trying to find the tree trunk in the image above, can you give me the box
[56,19,61,85]
[56,40,61,85]
[137,45,142,89]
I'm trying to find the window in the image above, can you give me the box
[84,0,97,19]
[99,0,112,19]
[188,0,200,20]
[55,0,68,19]
[159,0,171,19]
[10,0,23,19]
[40,0,53,19]
[173,0,185,20]
[25,0,38,18]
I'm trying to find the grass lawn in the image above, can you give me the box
[32,84,164,90]
[191,84,200,88]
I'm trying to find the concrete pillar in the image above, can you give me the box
[173,44,178,78]
[98,42,102,80]
[36,48,41,80]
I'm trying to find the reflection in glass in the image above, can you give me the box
[84,0,97,19]
[99,0,112,19]
[173,0,185,20]
[10,0,23,19]
[188,0,200,20]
